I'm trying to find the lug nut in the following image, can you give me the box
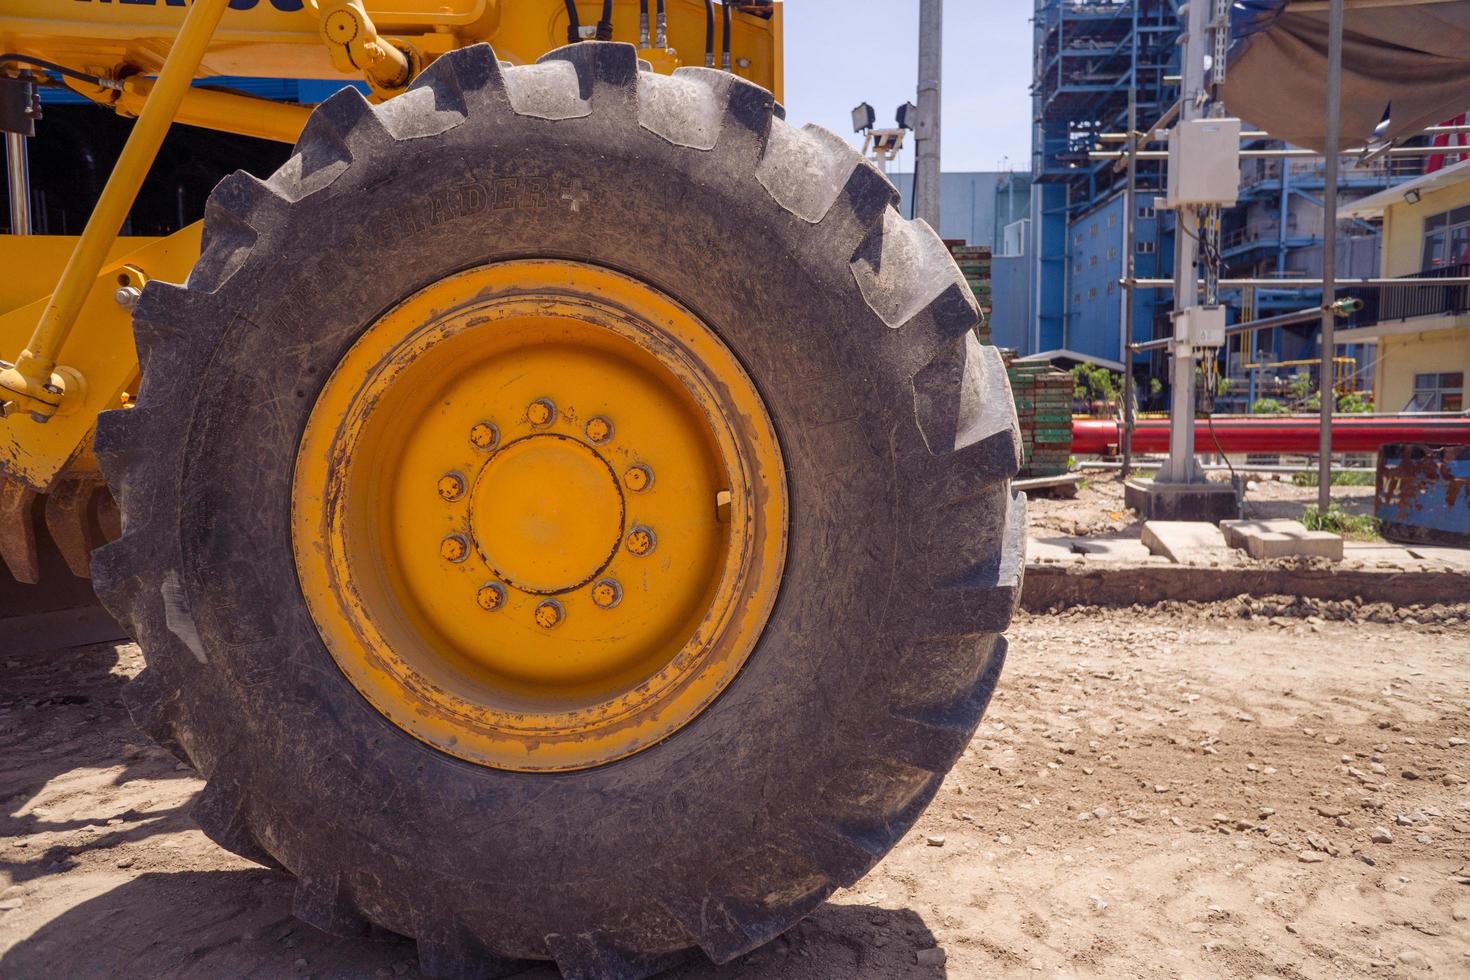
[585,416,613,444]
[534,599,564,628]
[625,526,656,557]
[590,578,622,609]
[440,534,469,563]
[469,421,500,451]
[527,398,556,427]
[476,582,506,611]
[623,465,653,492]
[438,472,466,502]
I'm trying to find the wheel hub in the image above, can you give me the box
[469,433,624,596]
[291,261,786,772]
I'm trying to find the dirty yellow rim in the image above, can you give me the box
[292,260,787,772]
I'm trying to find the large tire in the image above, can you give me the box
[93,42,1024,979]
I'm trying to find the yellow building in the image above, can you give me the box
[1345,163,1470,413]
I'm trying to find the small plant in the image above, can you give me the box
[1336,390,1373,414]
[1071,363,1121,406]
[1251,397,1288,415]
[1290,470,1376,487]
[1303,503,1381,539]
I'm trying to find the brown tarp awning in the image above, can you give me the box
[1221,0,1470,151]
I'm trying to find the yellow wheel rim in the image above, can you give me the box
[292,261,786,772]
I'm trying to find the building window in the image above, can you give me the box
[1136,240,1155,254]
[1408,372,1464,412]
[1107,212,1118,228]
[1422,205,1470,268]
[1089,223,1098,238]
[1089,254,1098,267]
[1137,205,1155,220]
[1107,246,1118,260]
[1088,287,1097,300]
[1074,233,1083,247]
[1106,280,1116,295]
[1073,260,1082,273]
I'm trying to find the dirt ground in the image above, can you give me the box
[2,600,1468,979]
[1027,471,1376,539]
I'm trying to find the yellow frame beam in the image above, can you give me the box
[0,0,231,422]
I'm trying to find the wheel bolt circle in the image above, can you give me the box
[534,599,564,629]
[469,421,500,451]
[527,398,556,427]
[476,582,506,611]
[440,534,469,563]
[438,472,466,502]
[623,465,653,492]
[625,526,656,557]
[585,416,613,444]
[591,578,622,608]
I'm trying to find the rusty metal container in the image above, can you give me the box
[1376,443,1470,547]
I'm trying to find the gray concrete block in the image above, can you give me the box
[1140,521,1230,564]
[1222,518,1343,561]
[1243,529,1344,561]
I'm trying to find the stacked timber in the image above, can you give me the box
[1003,354,1074,478]
[945,240,992,344]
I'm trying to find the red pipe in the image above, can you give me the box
[1072,415,1470,455]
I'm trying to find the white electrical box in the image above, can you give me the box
[1165,117,1241,208]
[1174,305,1226,347]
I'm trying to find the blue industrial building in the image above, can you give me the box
[889,171,1031,253]
[1018,0,1420,405]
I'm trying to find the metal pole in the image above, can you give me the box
[1318,0,1344,511]
[1121,56,1138,479]
[1160,0,1210,485]
[914,0,942,230]
[4,133,30,235]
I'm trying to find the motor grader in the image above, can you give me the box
[0,1,1022,976]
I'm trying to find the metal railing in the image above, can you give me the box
[1343,262,1470,327]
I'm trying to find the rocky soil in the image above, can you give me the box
[2,601,1467,978]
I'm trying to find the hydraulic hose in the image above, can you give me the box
[655,0,667,47]
[704,0,715,67]
[0,54,104,88]
[639,0,650,47]
[597,0,614,40]
[564,0,581,43]
[721,2,732,70]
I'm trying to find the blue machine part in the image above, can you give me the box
[1376,443,1470,547]
[39,77,366,108]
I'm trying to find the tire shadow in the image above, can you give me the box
[1,867,946,980]
[0,640,200,888]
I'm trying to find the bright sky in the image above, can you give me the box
[782,1,1034,174]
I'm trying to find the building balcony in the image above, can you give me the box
[1343,263,1470,329]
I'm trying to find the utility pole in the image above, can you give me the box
[914,0,942,229]
[1122,0,1239,520]
[1159,0,1208,488]
[1317,0,1345,513]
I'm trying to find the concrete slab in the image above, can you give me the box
[1406,545,1470,570]
[1069,537,1154,562]
[1341,542,1420,568]
[1026,537,1082,563]
[1221,519,1344,561]
[1243,530,1343,561]
[1220,519,1275,550]
[1140,521,1231,564]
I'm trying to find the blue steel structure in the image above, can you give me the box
[1027,0,1419,405]
[1029,0,1177,368]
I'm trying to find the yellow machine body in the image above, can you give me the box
[0,0,781,499]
